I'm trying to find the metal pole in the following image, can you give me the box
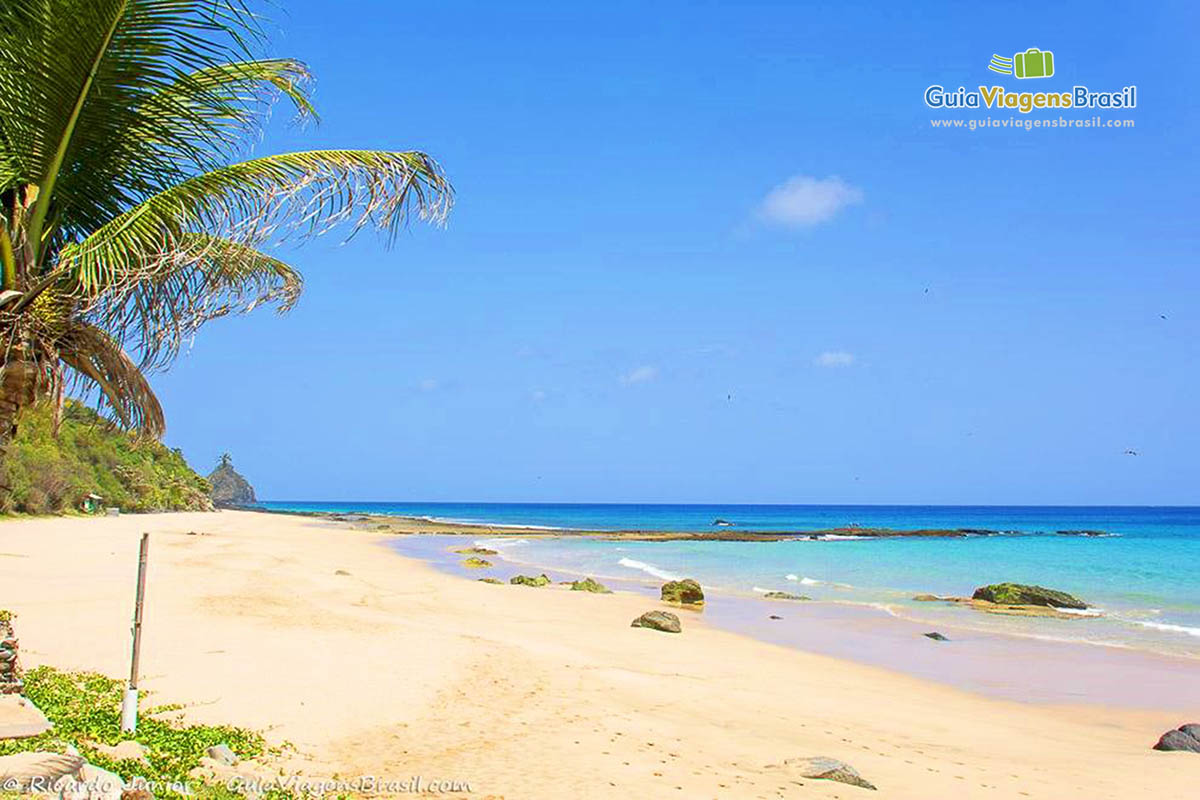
[121,533,149,732]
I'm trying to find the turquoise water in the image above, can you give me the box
[261,502,1200,657]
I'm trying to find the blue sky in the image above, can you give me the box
[152,0,1200,504]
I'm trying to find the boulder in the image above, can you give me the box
[660,579,704,607]
[923,632,949,642]
[912,594,946,602]
[461,557,492,569]
[763,591,810,601]
[0,694,52,739]
[631,611,681,633]
[772,756,876,790]
[477,577,503,584]
[569,577,612,594]
[510,574,551,587]
[971,583,1087,610]
[93,740,149,764]
[0,751,86,791]
[206,743,237,766]
[1153,724,1200,753]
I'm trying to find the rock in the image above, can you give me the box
[206,743,237,766]
[0,751,85,791]
[631,610,681,633]
[510,574,551,587]
[0,694,52,739]
[461,557,492,569]
[768,615,783,620]
[76,763,126,800]
[93,740,149,764]
[334,569,350,576]
[763,591,810,601]
[912,594,946,602]
[712,519,736,527]
[569,577,612,593]
[1153,724,1200,753]
[660,579,704,607]
[454,547,498,556]
[971,583,1087,610]
[923,632,949,641]
[775,756,876,790]
[477,577,503,584]
[207,453,256,508]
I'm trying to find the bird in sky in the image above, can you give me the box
[1124,449,1139,456]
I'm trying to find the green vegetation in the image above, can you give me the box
[569,577,612,593]
[0,401,211,514]
[0,667,265,797]
[0,1,451,441]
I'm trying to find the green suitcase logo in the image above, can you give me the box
[988,48,1055,79]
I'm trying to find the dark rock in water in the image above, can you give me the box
[763,591,810,601]
[712,518,736,527]
[510,573,551,587]
[661,578,705,607]
[631,610,681,633]
[1057,529,1109,537]
[461,557,492,569]
[971,583,1087,610]
[207,453,256,508]
[768,614,783,620]
[569,577,612,593]
[771,756,876,790]
[454,547,499,556]
[1153,725,1200,753]
[923,632,949,641]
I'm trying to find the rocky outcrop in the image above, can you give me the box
[971,583,1087,610]
[661,579,704,607]
[477,577,503,584]
[510,574,551,587]
[631,610,681,633]
[454,547,498,556]
[767,756,876,790]
[569,577,612,593]
[1153,724,1200,753]
[461,557,492,569]
[923,632,949,641]
[763,591,810,601]
[207,453,256,507]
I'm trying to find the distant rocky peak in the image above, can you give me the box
[208,453,256,508]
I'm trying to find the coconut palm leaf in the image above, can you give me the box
[58,322,165,437]
[59,149,451,296]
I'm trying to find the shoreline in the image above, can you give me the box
[388,531,1200,712]
[1,510,1197,798]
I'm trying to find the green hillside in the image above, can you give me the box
[0,401,212,515]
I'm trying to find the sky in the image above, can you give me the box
[149,0,1200,504]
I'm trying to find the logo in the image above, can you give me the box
[923,47,1136,115]
[989,48,1055,79]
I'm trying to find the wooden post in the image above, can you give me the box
[121,533,149,732]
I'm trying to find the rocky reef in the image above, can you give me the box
[661,579,705,607]
[510,573,551,587]
[971,583,1087,610]
[569,577,612,593]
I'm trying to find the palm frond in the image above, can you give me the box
[87,233,304,368]
[59,149,452,294]
[58,321,165,436]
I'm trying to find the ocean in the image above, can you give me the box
[259,502,1200,659]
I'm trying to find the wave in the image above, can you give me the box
[473,537,531,548]
[617,557,681,582]
[785,574,820,586]
[1130,620,1200,638]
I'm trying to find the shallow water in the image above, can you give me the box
[262,502,1200,659]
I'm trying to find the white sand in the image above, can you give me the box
[2,510,1197,798]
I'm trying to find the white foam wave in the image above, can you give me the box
[618,557,681,582]
[786,574,820,586]
[752,586,771,594]
[473,537,531,548]
[1130,620,1200,637]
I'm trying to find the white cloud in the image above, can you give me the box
[759,175,863,227]
[417,378,440,392]
[620,365,659,385]
[531,389,547,402]
[813,351,855,368]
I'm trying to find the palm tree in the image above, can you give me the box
[0,0,452,439]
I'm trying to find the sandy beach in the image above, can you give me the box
[2,510,1198,799]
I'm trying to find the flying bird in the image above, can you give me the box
[1124,449,1139,456]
